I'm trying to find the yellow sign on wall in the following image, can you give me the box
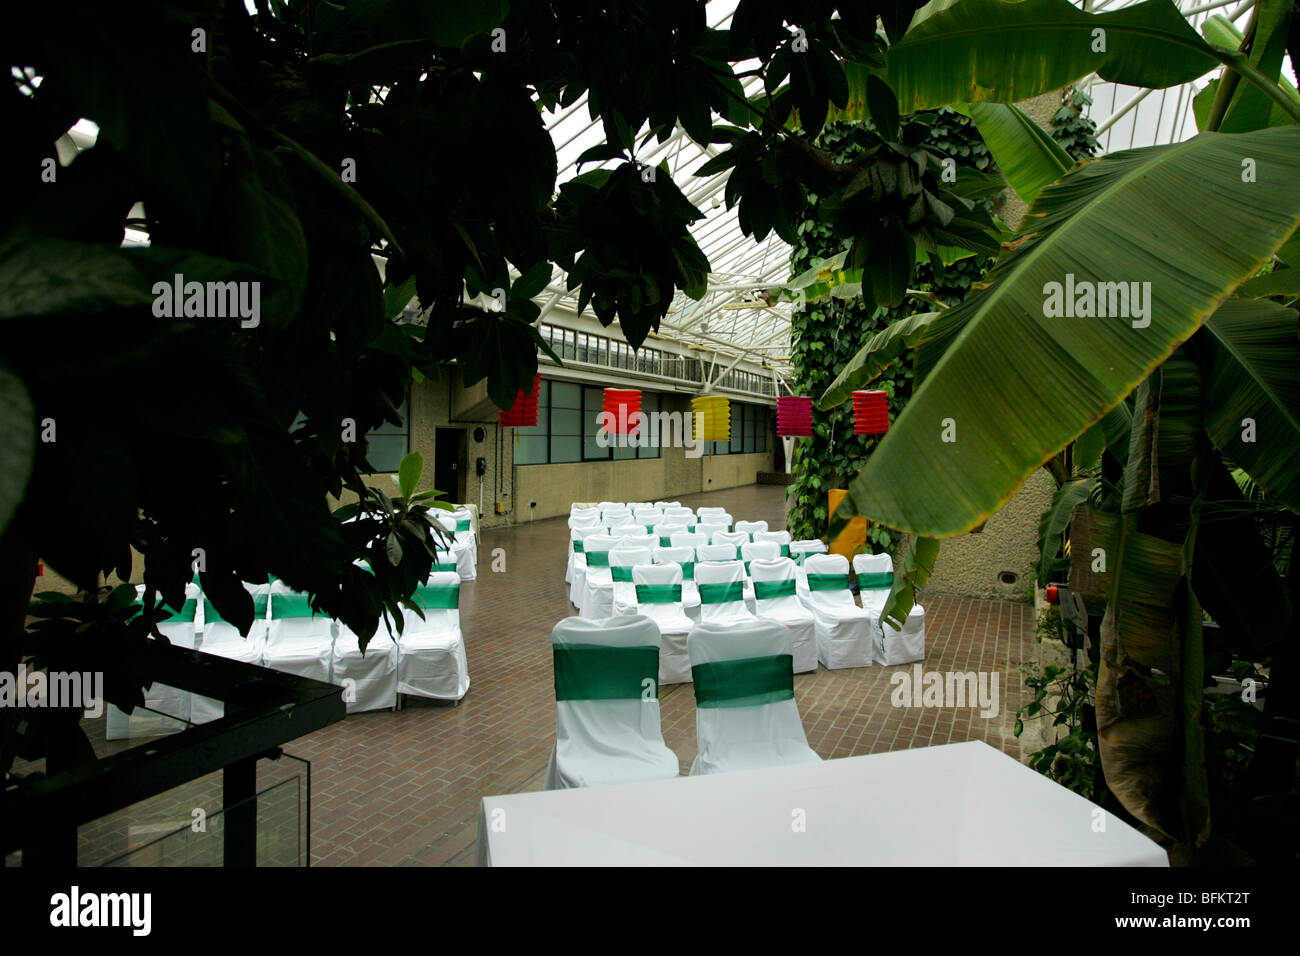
[828,488,867,560]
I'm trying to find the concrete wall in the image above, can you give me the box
[923,468,1056,600]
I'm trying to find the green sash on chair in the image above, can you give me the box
[858,571,894,590]
[753,579,797,601]
[635,583,682,605]
[203,592,268,625]
[414,582,460,610]
[553,644,659,700]
[572,540,584,554]
[456,518,472,532]
[611,566,634,582]
[692,655,794,709]
[585,551,611,568]
[272,593,319,619]
[698,581,745,605]
[432,561,458,573]
[807,573,850,592]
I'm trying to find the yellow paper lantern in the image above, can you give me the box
[691,395,731,442]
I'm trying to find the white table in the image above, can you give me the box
[476,741,1168,866]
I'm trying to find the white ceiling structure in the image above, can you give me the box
[53,0,1276,391]
[535,0,1276,388]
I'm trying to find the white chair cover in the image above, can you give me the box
[694,561,755,626]
[652,522,687,547]
[544,615,680,789]
[755,530,793,557]
[566,524,602,585]
[435,510,476,581]
[631,563,695,684]
[579,534,624,618]
[750,558,818,674]
[610,546,654,616]
[609,523,645,538]
[734,520,769,540]
[452,506,478,570]
[332,623,399,713]
[397,572,470,700]
[695,507,727,516]
[853,553,926,665]
[697,521,729,539]
[698,543,739,562]
[191,587,268,724]
[107,585,202,739]
[711,530,749,550]
[654,545,700,619]
[687,619,821,775]
[670,531,709,553]
[263,589,334,684]
[572,531,617,608]
[802,554,874,669]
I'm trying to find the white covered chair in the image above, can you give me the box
[544,615,680,789]
[434,510,476,582]
[263,589,334,684]
[755,530,792,557]
[790,538,829,564]
[697,521,729,539]
[579,534,624,618]
[853,553,926,665]
[698,543,739,563]
[571,531,617,609]
[566,524,603,586]
[107,585,202,739]
[397,572,470,701]
[652,522,687,547]
[696,506,727,517]
[452,506,478,567]
[750,558,818,674]
[663,507,695,523]
[694,560,755,626]
[655,545,700,619]
[687,619,821,775]
[802,554,874,670]
[632,563,695,685]
[670,531,709,553]
[734,520,769,540]
[610,546,654,616]
[610,523,645,538]
[711,530,749,550]
[191,588,268,724]
[332,622,399,714]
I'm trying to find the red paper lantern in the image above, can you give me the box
[601,388,643,435]
[1045,585,1060,605]
[499,373,542,427]
[852,390,890,435]
[776,396,813,437]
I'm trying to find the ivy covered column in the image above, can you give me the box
[785,111,1000,553]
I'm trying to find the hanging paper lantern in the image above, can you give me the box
[776,396,813,437]
[691,394,731,441]
[498,373,542,427]
[601,388,642,435]
[852,389,890,435]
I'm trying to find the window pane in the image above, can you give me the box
[730,402,744,454]
[550,435,580,463]
[366,435,407,472]
[514,435,548,464]
[552,381,580,409]
[583,432,608,460]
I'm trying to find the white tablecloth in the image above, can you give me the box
[476,740,1168,866]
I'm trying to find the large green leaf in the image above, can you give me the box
[833,127,1300,539]
[1036,476,1093,587]
[1200,298,1300,510]
[1088,508,1203,844]
[880,535,941,629]
[954,103,1074,206]
[886,0,1220,112]
[0,367,35,537]
[819,311,944,409]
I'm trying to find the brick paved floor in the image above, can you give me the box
[288,483,1037,866]
[12,483,1037,867]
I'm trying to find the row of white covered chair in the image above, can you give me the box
[545,614,821,788]
[107,573,470,739]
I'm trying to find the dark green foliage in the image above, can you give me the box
[786,111,998,549]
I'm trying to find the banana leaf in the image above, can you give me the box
[830,127,1300,539]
